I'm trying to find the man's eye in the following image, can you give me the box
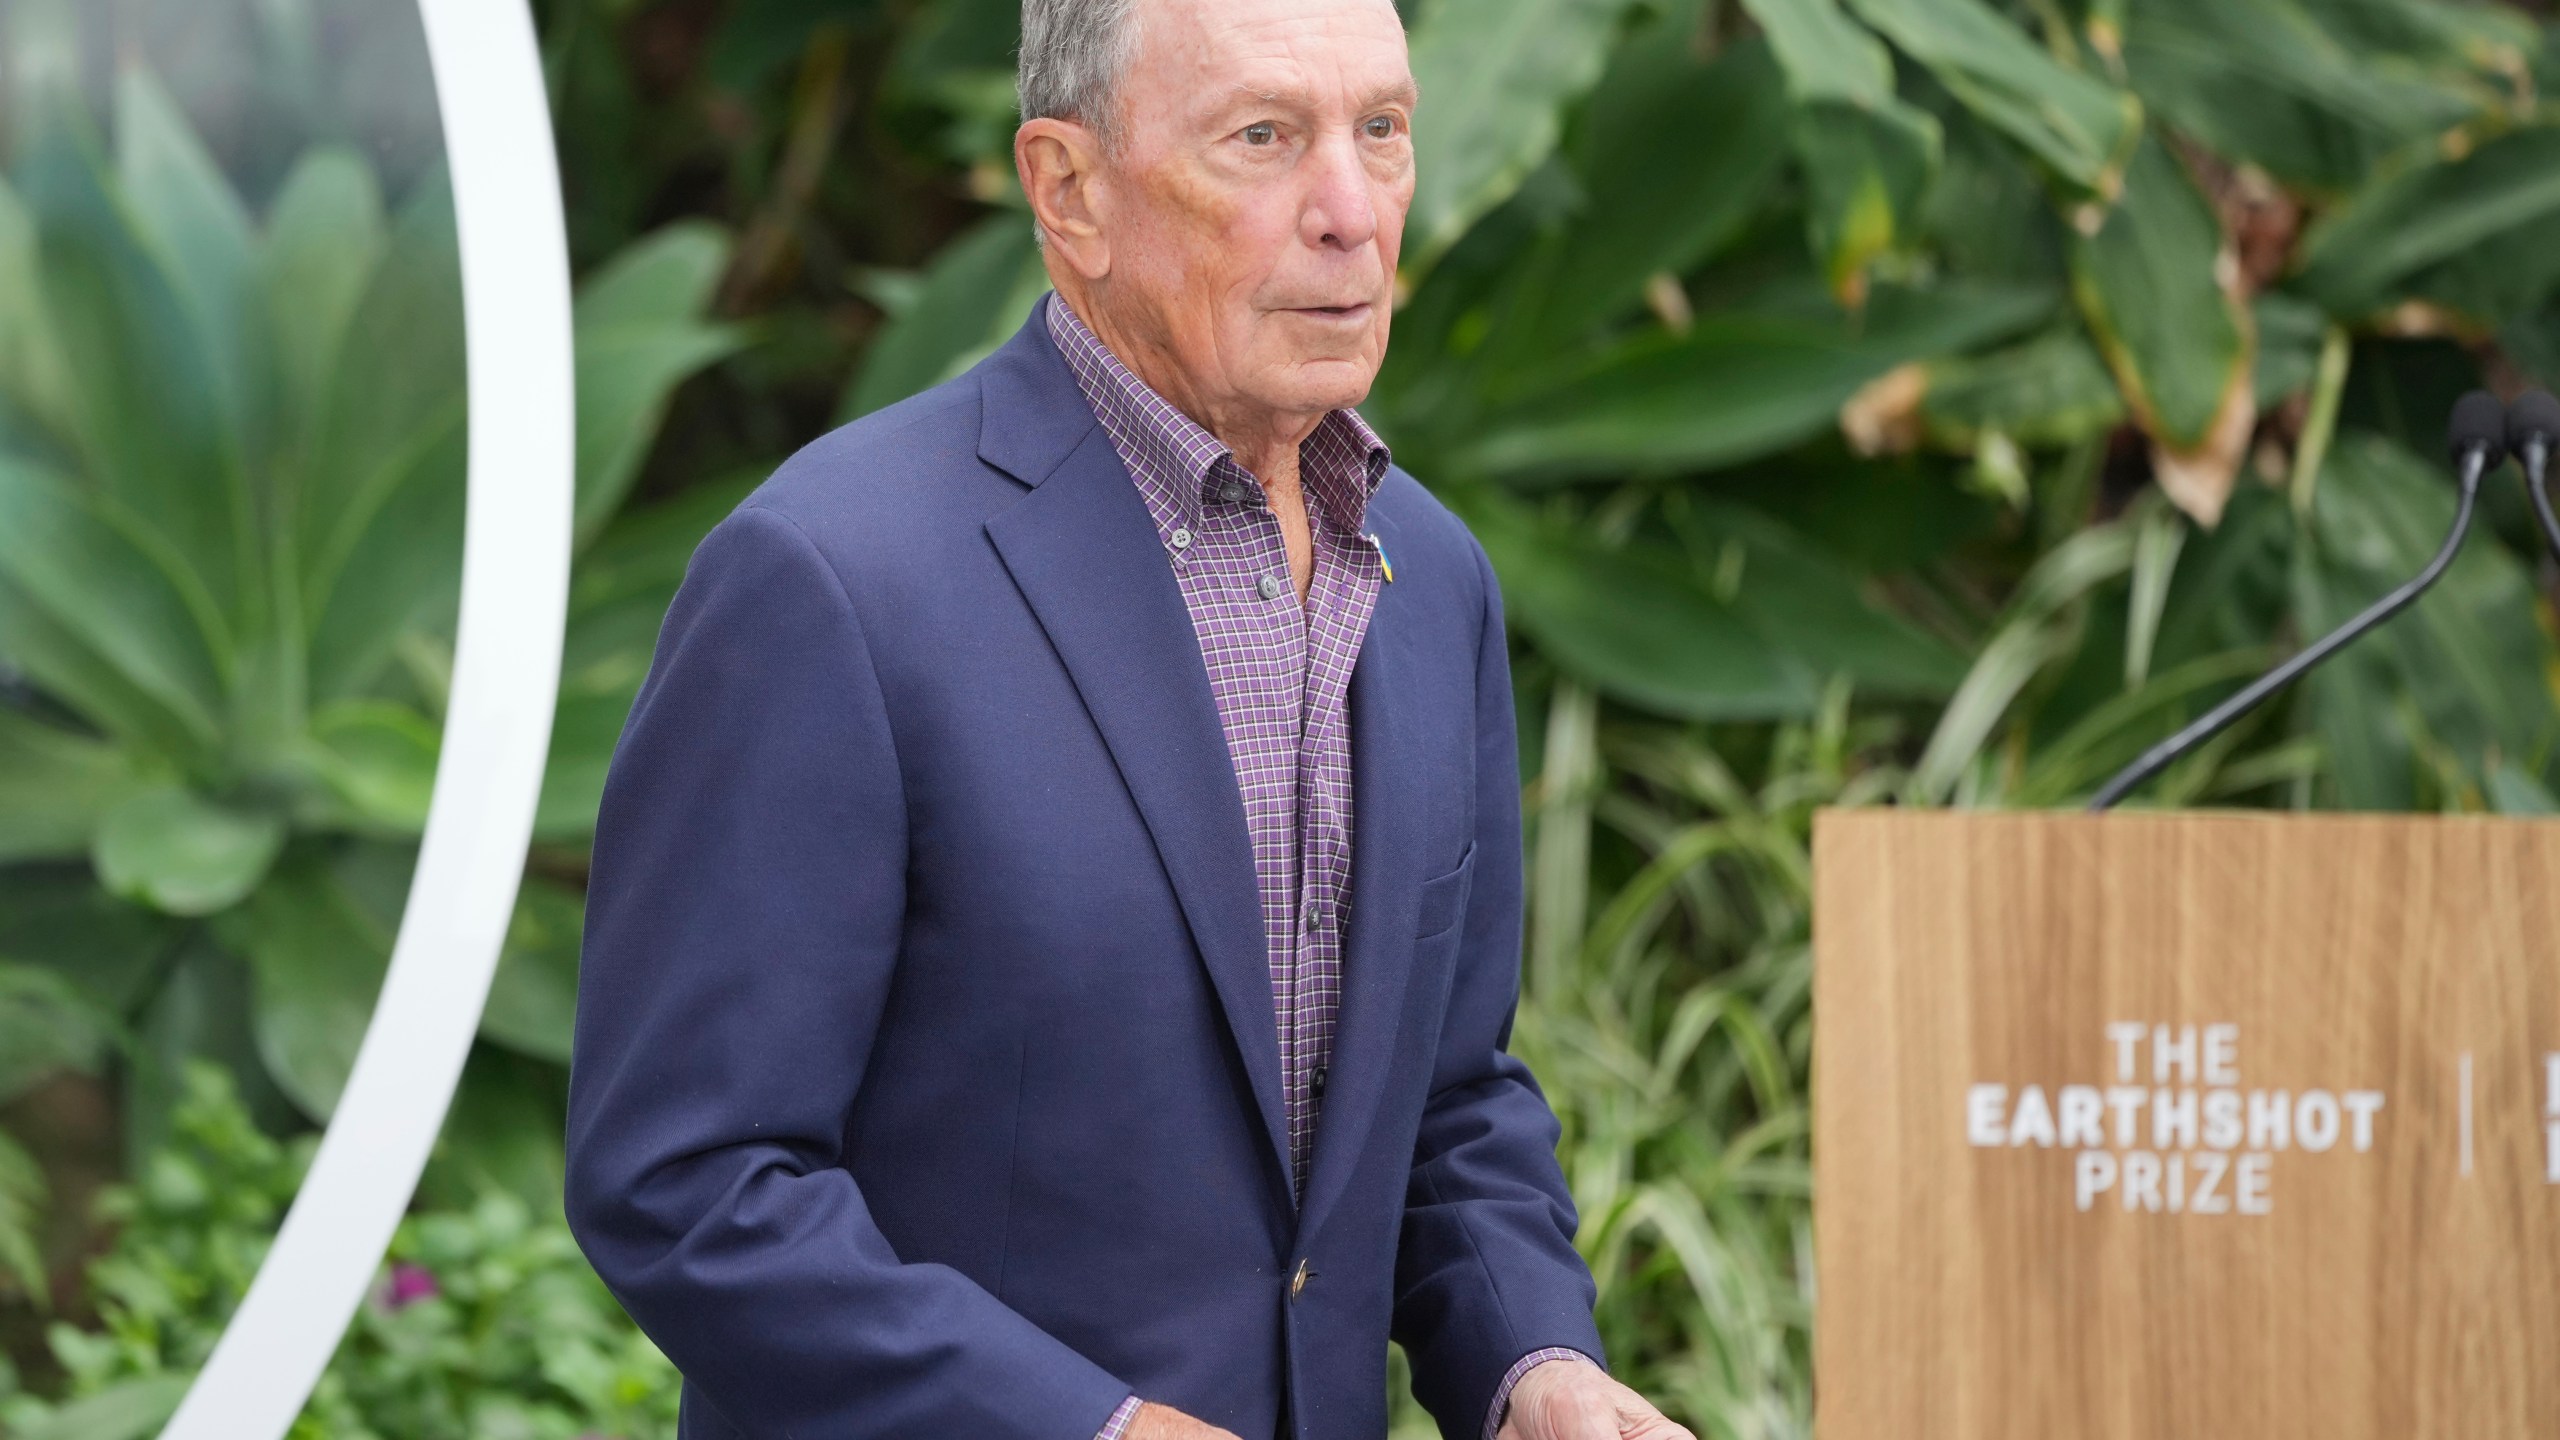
[1364,115,1399,140]
[1243,123,1278,146]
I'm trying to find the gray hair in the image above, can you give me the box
[1018,0,1144,149]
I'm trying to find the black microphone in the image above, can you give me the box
[2088,390,2507,811]
[2509,389,2560,563]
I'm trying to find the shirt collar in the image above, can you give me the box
[1044,292,1390,543]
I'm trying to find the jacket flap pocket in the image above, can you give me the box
[1412,841,1477,940]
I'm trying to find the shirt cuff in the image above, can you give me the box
[1483,1348,1601,1440]
[1096,1395,1145,1440]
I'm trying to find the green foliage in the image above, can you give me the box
[17,0,2560,1435]
[0,55,739,1173]
[1740,0,1942,301]
[0,1123,46,1307]
[0,1060,679,1440]
[1403,0,1634,274]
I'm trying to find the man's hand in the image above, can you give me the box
[1126,1401,1243,1440]
[1495,1359,1694,1440]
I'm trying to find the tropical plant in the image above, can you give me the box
[0,1059,681,1440]
[0,54,741,1190]
[859,0,2560,809]
[17,0,2560,1433]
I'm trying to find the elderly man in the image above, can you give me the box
[564,1,1690,1438]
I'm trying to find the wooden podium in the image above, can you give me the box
[1812,810,2560,1439]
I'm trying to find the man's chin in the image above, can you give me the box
[1259,355,1383,416]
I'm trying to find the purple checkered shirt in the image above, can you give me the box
[1049,294,1594,1440]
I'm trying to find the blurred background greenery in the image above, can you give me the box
[5,0,2560,1434]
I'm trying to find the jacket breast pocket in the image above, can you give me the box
[1411,841,1477,941]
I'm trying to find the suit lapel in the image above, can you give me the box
[978,307,1294,1201]
[1298,505,1423,1234]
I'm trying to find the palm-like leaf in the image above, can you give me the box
[0,74,739,1133]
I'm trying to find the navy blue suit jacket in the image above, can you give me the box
[563,302,1603,1440]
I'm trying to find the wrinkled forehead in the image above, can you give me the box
[1120,0,1416,136]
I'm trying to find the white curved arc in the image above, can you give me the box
[158,1,574,1435]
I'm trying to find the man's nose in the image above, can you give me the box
[1300,131,1378,252]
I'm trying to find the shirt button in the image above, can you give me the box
[1169,527,1192,551]
[1216,480,1247,505]
[1257,574,1285,601]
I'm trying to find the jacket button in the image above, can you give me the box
[1290,1257,1313,1300]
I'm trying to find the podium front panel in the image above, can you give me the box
[1813,810,2560,1439]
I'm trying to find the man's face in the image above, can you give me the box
[1093,0,1416,421]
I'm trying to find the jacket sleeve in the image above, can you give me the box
[563,502,1135,1439]
[1390,532,1607,1436]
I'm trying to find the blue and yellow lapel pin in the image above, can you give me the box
[1363,531,1395,583]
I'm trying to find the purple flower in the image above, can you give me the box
[382,1262,439,1309]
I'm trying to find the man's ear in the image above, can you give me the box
[1016,119,1111,281]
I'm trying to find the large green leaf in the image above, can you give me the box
[0,456,227,749]
[2252,291,2332,406]
[298,168,466,695]
[1467,493,1961,721]
[840,212,1047,421]
[1845,0,2141,196]
[2313,0,2540,77]
[1672,499,1970,701]
[0,864,178,1015]
[115,70,265,464]
[2068,137,2254,521]
[1460,282,2054,482]
[1918,104,2069,287]
[571,221,741,544]
[17,102,248,624]
[1427,30,1795,394]
[0,178,73,444]
[123,936,301,1173]
[302,699,441,834]
[482,877,582,1064]
[0,580,202,770]
[1790,104,1942,309]
[305,421,467,703]
[261,147,388,465]
[1737,0,1942,304]
[2295,435,2559,810]
[1469,496,1808,719]
[1533,28,1793,340]
[1918,326,2124,448]
[0,706,140,862]
[1403,0,1634,276]
[2118,0,2509,190]
[2293,124,2560,324]
[93,786,286,918]
[221,846,403,1120]
[416,1045,568,1212]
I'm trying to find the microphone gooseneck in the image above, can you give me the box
[2509,389,2560,563]
[2087,391,2508,812]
